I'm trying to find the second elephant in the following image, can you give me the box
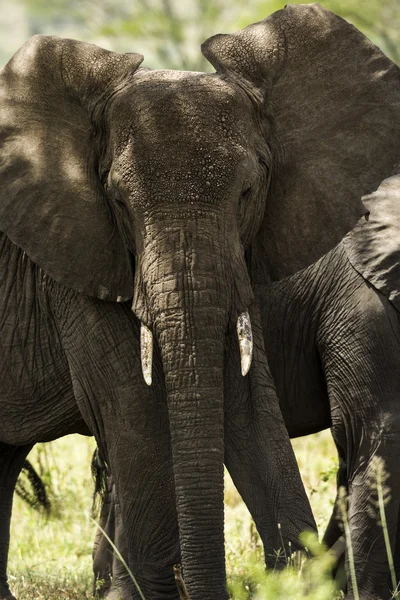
[262,176,400,600]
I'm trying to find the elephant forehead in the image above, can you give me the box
[108,71,258,207]
[111,69,255,150]
[114,136,250,210]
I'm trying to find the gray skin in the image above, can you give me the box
[0,3,399,600]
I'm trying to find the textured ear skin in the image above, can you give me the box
[0,35,143,301]
[344,175,400,312]
[202,3,400,281]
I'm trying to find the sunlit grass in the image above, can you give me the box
[10,435,96,600]
[9,431,338,599]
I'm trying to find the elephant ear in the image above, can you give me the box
[202,3,400,281]
[344,174,400,312]
[0,35,143,300]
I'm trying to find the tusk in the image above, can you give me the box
[140,323,153,386]
[237,311,253,376]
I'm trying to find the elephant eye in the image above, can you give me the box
[258,154,270,176]
[112,189,126,208]
[100,168,110,188]
[238,185,252,227]
[240,186,252,203]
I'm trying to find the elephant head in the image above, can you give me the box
[0,4,399,598]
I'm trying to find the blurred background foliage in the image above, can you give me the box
[0,0,398,69]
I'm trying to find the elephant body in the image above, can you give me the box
[0,233,87,599]
[262,237,400,600]
[0,3,399,599]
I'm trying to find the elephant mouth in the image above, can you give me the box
[138,310,253,386]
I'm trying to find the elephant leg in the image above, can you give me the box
[93,471,116,598]
[224,305,317,568]
[93,475,133,600]
[322,456,347,592]
[323,454,347,549]
[88,400,180,600]
[338,437,400,600]
[320,281,400,600]
[105,486,133,600]
[93,409,180,600]
[51,291,181,600]
[0,443,33,600]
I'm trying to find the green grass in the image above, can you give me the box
[9,431,339,599]
[10,435,97,599]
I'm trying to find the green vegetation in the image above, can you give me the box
[9,431,341,599]
[1,0,399,69]
[9,436,96,600]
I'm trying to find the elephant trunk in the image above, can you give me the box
[158,300,226,599]
[132,217,250,599]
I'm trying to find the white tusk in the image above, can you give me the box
[140,323,153,386]
[237,311,253,376]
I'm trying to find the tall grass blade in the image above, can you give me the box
[375,460,398,596]
[338,487,359,600]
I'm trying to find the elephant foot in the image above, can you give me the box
[0,583,17,600]
[104,587,131,600]
[0,592,17,600]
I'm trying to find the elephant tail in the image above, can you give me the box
[91,447,109,518]
[15,460,51,515]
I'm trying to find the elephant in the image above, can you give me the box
[0,2,399,599]
[261,174,400,600]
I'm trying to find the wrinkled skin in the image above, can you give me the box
[1,4,400,599]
